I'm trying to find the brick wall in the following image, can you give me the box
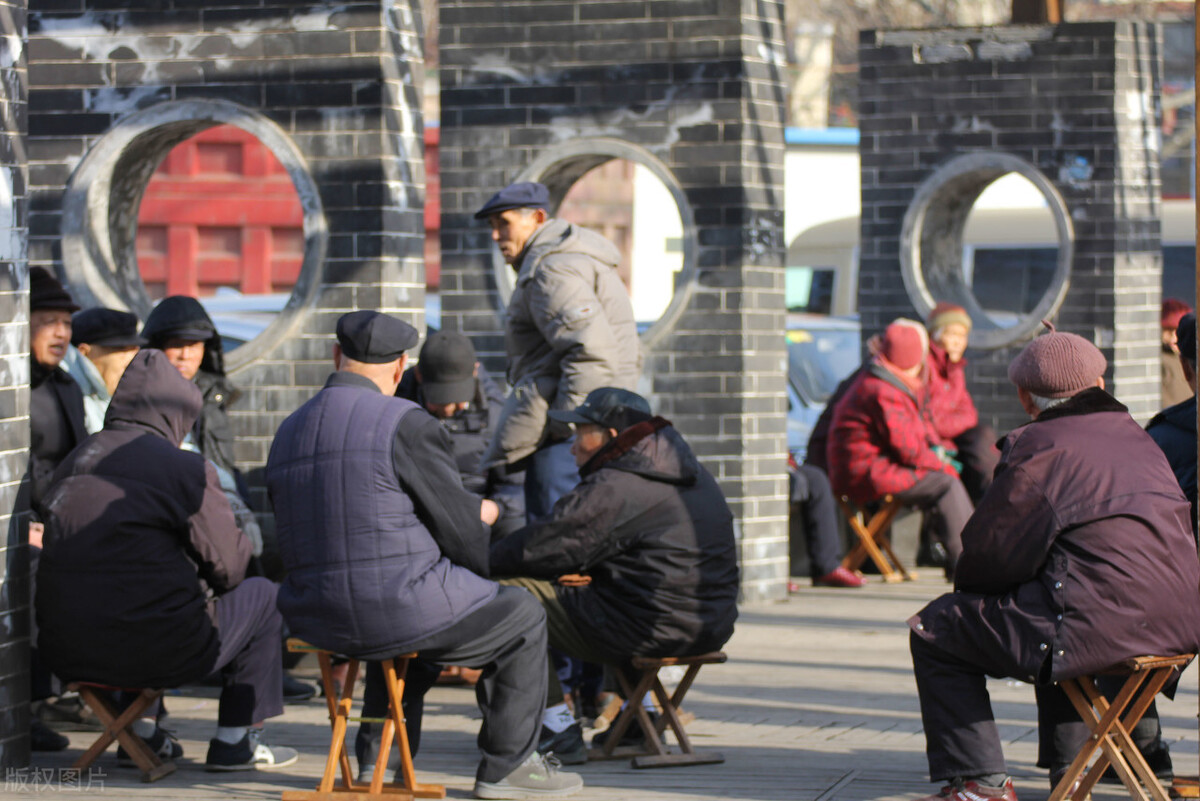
[25,0,427,556]
[0,0,29,766]
[439,0,790,601]
[858,22,1164,433]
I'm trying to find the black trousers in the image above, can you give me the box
[911,632,1167,783]
[360,586,548,783]
[790,463,844,577]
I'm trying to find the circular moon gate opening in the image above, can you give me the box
[496,140,697,347]
[899,152,1074,349]
[60,99,327,371]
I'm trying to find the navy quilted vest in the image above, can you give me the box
[267,380,497,657]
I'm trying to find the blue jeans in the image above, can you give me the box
[524,440,579,524]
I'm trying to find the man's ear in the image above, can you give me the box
[473,361,479,378]
[533,207,548,225]
[396,353,409,385]
[77,342,92,358]
[1095,375,1105,391]
[1017,386,1038,418]
[607,427,619,440]
[332,343,343,370]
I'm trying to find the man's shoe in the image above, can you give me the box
[34,695,104,732]
[813,566,867,588]
[537,722,586,765]
[117,727,182,767]
[282,672,316,703]
[918,778,1017,801]
[206,729,299,771]
[30,719,68,752]
[473,752,583,799]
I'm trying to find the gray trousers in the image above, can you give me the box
[362,586,548,783]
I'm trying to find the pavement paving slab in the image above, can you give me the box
[7,575,1197,801]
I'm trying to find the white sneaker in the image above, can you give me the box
[473,752,584,799]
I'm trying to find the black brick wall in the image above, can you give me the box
[25,0,428,560]
[0,0,30,767]
[859,22,1164,433]
[439,0,790,600]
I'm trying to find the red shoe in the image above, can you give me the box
[918,779,1017,801]
[813,566,867,588]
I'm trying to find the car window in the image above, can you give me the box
[786,327,860,404]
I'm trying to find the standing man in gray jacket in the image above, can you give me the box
[477,182,642,523]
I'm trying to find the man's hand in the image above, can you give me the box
[480,499,500,526]
[28,522,44,549]
[556,573,591,587]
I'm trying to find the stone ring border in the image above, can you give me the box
[495,138,698,350]
[899,151,1074,349]
[59,98,328,373]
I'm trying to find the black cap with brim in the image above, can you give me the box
[159,326,213,343]
[549,387,652,432]
[71,308,146,348]
[336,310,419,364]
[423,376,477,406]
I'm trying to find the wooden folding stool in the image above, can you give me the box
[1048,654,1194,801]
[588,652,726,769]
[66,683,175,782]
[282,640,445,801]
[837,494,915,582]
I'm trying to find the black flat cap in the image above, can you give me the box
[473,182,550,220]
[336,311,419,364]
[72,308,146,348]
[30,267,80,313]
[549,387,652,432]
[419,331,477,405]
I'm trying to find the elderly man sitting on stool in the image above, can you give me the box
[490,387,739,764]
[908,323,1200,801]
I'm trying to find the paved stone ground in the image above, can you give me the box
[6,574,1197,800]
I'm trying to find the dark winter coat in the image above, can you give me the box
[910,388,1200,684]
[396,365,525,529]
[490,417,739,659]
[267,371,497,659]
[826,360,954,505]
[35,350,250,687]
[142,295,243,483]
[926,344,978,444]
[1146,393,1198,538]
[29,359,87,511]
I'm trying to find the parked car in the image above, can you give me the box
[785,313,861,463]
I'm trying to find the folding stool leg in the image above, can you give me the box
[1050,672,1173,801]
[74,687,174,782]
[590,668,659,760]
[634,667,725,769]
[311,654,359,794]
[382,657,444,799]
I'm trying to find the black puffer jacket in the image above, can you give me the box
[35,350,250,687]
[491,417,739,658]
[142,296,243,481]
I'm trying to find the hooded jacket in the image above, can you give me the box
[483,218,642,468]
[35,350,250,687]
[826,360,955,505]
[909,389,1200,684]
[143,296,242,482]
[490,418,739,658]
[1146,393,1198,537]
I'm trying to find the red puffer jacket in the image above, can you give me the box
[826,360,956,505]
[926,343,978,443]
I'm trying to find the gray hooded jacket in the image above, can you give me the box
[483,218,642,467]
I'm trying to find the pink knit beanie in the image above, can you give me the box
[879,319,928,370]
[1007,322,1107,398]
